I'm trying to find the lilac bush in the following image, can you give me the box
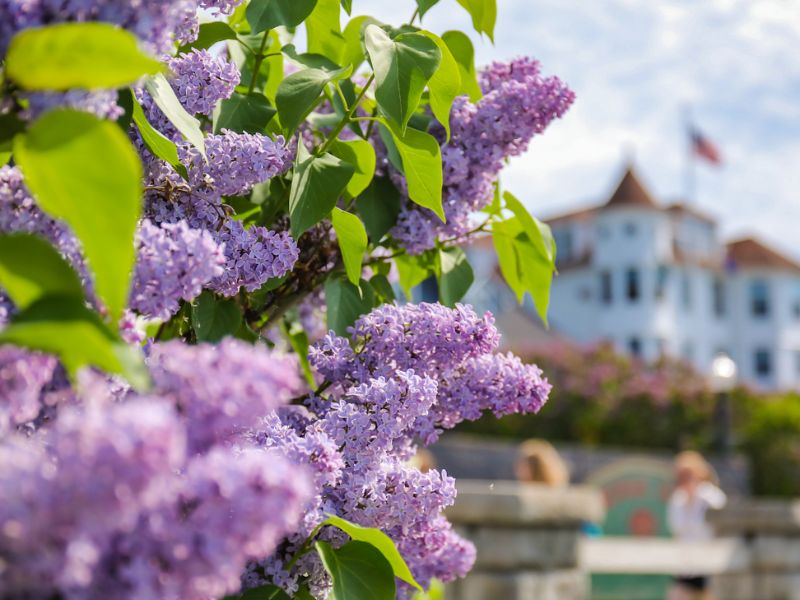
[0,0,572,597]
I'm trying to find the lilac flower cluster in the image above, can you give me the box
[209,221,299,296]
[167,49,240,117]
[390,57,575,253]
[130,219,225,320]
[0,346,61,434]
[182,130,292,198]
[141,129,298,297]
[250,302,551,593]
[0,339,311,599]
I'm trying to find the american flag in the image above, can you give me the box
[690,126,722,165]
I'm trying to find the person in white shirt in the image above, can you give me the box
[666,451,727,600]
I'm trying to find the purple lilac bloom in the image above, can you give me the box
[93,447,310,600]
[391,57,575,254]
[147,339,302,453]
[129,219,225,320]
[208,220,299,296]
[0,347,59,434]
[254,302,549,592]
[181,130,292,198]
[0,398,186,596]
[0,336,312,599]
[167,49,240,117]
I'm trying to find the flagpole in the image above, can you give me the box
[683,105,696,202]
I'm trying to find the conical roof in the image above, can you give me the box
[605,167,658,208]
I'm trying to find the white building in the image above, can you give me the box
[467,166,800,391]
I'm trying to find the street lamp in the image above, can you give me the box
[710,352,737,460]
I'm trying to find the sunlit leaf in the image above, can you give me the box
[6,22,161,90]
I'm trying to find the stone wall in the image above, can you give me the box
[445,480,605,600]
[710,499,800,600]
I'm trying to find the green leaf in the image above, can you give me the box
[0,234,84,309]
[131,94,188,180]
[13,109,142,322]
[455,0,497,42]
[328,139,376,199]
[5,22,162,91]
[340,0,352,15]
[492,219,524,301]
[144,73,206,158]
[492,217,554,325]
[215,92,276,134]
[178,21,237,52]
[324,276,375,335]
[395,253,430,299]
[340,16,377,69]
[0,113,26,152]
[275,66,351,134]
[504,191,556,263]
[281,44,341,71]
[305,0,343,63]
[323,515,422,591]
[379,118,444,220]
[420,31,460,141]
[282,322,315,387]
[115,88,135,131]
[365,25,441,131]
[437,246,473,306]
[0,295,147,386]
[355,176,401,243]
[246,0,318,34]
[416,0,441,19]
[0,152,10,166]
[289,144,354,237]
[192,291,243,342]
[441,30,482,101]
[369,274,395,302]
[331,208,368,286]
[315,541,396,600]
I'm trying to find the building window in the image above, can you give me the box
[795,351,800,376]
[793,301,800,320]
[754,348,772,377]
[554,228,573,264]
[655,265,669,301]
[681,272,691,309]
[624,222,637,237]
[750,279,770,317]
[712,277,726,317]
[600,270,613,304]
[626,268,640,301]
[629,337,642,357]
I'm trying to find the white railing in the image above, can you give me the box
[579,537,750,575]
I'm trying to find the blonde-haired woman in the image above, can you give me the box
[666,451,726,600]
[515,439,569,487]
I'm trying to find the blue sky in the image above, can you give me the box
[367,0,800,256]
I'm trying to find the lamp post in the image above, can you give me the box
[710,353,737,461]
